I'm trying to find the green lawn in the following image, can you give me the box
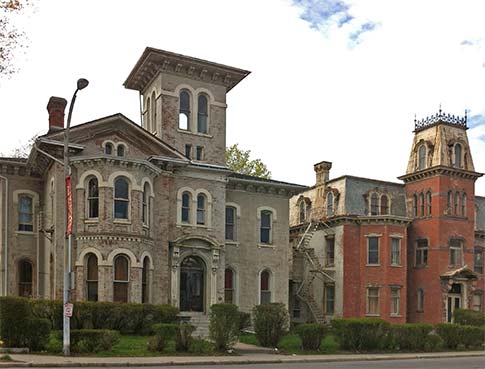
[97,336,156,357]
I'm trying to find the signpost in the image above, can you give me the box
[64,303,73,318]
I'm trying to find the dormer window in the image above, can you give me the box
[380,195,389,215]
[179,90,190,130]
[370,193,379,215]
[197,94,208,134]
[299,201,306,223]
[117,145,125,157]
[105,143,113,155]
[418,144,426,170]
[327,192,334,216]
[453,143,462,168]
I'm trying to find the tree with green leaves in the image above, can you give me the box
[225,144,271,179]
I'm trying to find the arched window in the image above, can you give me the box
[224,268,234,304]
[145,96,151,131]
[151,91,156,131]
[418,144,426,170]
[462,193,467,216]
[426,191,432,216]
[142,257,150,303]
[225,206,237,241]
[87,178,99,219]
[327,192,334,216]
[181,192,191,223]
[18,260,33,297]
[380,195,389,215]
[417,289,424,312]
[419,192,425,217]
[370,193,379,215]
[114,177,129,219]
[260,210,272,244]
[196,194,206,225]
[18,195,33,232]
[117,145,125,157]
[142,183,150,226]
[86,253,98,301]
[299,201,306,223]
[413,194,418,217]
[447,191,453,215]
[454,143,462,168]
[113,255,129,303]
[105,143,113,155]
[260,270,271,304]
[179,90,190,130]
[449,239,463,266]
[197,94,208,134]
[454,192,460,215]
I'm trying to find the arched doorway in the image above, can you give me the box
[180,256,205,312]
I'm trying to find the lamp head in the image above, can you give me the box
[77,78,89,90]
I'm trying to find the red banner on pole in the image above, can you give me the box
[66,175,73,236]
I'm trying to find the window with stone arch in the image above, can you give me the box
[462,193,467,217]
[327,192,334,216]
[197,94,208,134]
[117,144,125,157]
[370,193,379,216]
[145,96,151,131]
[380,194,389,215]
[454,191,460,215]
[413,194,418,217]
[142,256,150,304]
[18,259,33,297]
[87,177,99,219]
[114,177,130,220]
[18,195,34,232]
[426,191,432,216]
[113,254,129,303]
[181,191,191,223]
[104,142,113,155]
[151,91,156,132]
[179,90,191,130]
[142,182,151,227]
[447,191,453,215]
[453,143,462,168]
[419,192,425,217]
[85,253,98,302]
[260,269,272,304]
[196,193,206,225]
[299,200,306,223]
[418,144,427,170]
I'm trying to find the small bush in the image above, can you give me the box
[320,335,340,353]
[253,303,289,347]
[150,323,179,352]
[147,335,164,352]
[176,323,195,352]
[295,324,326,351]
[189,338,214,354]
[70,330,120,353]
[453,309,485,328]
[331,318,391,351]
[0,297,31,347]
[390,323,433,351]
[209,304,240,351]
[26,318,51,351]
[436,324,461,349]
[46,332,62,354]
[239,312,251,332]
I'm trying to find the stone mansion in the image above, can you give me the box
[0,47,483,326]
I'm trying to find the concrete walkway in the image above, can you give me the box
[0,345,484,367]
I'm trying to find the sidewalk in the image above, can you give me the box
[1,344,484,367]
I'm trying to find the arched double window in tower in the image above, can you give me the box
[86,253,98,301]
[87,178,99,219]
[197,94,208,134]
[113,255,129,303]
[179,90,191,130]
[114,177,129,219]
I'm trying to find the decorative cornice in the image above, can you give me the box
[398,165,483,183]
[70,155,162,176]
[414,108,467,133]
[76,233,154,245]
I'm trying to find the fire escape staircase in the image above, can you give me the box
[295,221,335,324]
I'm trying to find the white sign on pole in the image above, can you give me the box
[64,303,73,318]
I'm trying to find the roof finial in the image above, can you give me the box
[439,103,442,115]
[465,109,467,123]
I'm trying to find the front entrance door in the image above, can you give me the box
[447,283,462,322]
[180,256,204,312]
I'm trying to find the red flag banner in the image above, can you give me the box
[66,175,73,236]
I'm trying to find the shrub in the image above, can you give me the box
[70,330,120,353]
[30,299,63,330]
[176,323,195,352]
[150,323,179,352]
[423,334,443,352]
[209,304,240,351]
[26,318,51,351]
[295,323,326,351]
[436,324,461,349]
[453,309,485,328]
[189,338,214,354]
[46,332,62,354]
[253,303,288,347]
[390,323,433,351]
[0,297,31,347]
[458,326,485,348]
[239,311,251,332]
[321,334,340,353]
[331,318,391,351]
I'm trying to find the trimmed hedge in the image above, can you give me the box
[453,309,485,327]
[295,323,326,351]
[209,304,240,351]
[30,299,178,334]
[390,323,433,351]
[331,318,391,351]
[436,323,485,349]
[0,297,31,347]
[26,318,51,351]
[253,303,288,347]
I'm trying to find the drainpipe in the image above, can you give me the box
[0,174,8,296]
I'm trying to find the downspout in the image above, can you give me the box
[0,174,8,296]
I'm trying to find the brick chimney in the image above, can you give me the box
[47,96,68,133]
[314,160,332,186]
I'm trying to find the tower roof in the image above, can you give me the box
[414,107,467,133]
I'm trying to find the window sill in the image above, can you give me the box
[177,129,213,138]
[84,219,99,224]
[16,231,34,236]
[113,219,131,225]
[225,241,239,247]
[390,314,402,318]
[365,313,380,317]
[258,243,275,249]
[390,264,402,267]
[366,264,381,267]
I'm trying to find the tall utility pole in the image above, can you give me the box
[63,78,89,356]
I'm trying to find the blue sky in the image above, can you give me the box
[1,0,484,194]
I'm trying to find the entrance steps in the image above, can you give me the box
[178,312,210,338]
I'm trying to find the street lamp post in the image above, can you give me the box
[63,78,89,356]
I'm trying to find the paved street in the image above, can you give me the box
[32,356,485,369]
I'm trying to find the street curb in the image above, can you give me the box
[2,352,485,367]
